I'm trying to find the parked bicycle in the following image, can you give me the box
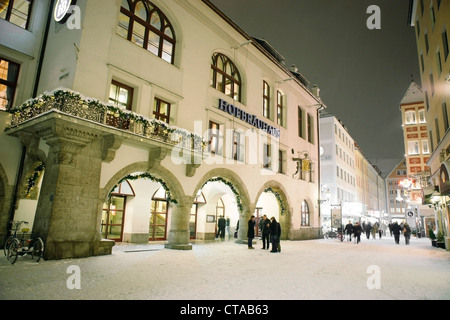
[5,220,44,265]
[324,228,344,242]
[3,220,28,257]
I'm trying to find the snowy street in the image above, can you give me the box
[0,235,449,301]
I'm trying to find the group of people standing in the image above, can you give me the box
[342,220,412,245]
[248,215,281,253]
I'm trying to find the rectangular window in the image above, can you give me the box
[153,98,171,124]
[109,80,133,110]
[263,81,270,119]
[419,109,426,123]
[278,149,285,174]
[0,57,20,110]
[430,4,436,30]
[443,102,449,132]
[208,121,221,155]
[276,90,283,126]
[405,110,417,124]
[263,143,271,169]
[0,0,33,30]
[430,73,435,95]
[232,130,244,162]
[425,32,429,54]
[436,50,442,75]
[298,107,304,139]
[443,28,449,61]
[307,114,313,144]
[422,140,429,154]
[408,141,420,155]
[435,117,441,143]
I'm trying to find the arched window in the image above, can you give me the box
[118,0,176,64]
[301,200,310,226]
[210,53,241,102]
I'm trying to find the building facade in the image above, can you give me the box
[398,81,434,235]
[408,0,450,248]
[319,112,387,230]
[1,0,324,259]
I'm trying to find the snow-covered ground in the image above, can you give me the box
[0,235,449,300]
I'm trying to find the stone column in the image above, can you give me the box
[236,202,255,245]
[165,195,192,250]
[32,116,114,259]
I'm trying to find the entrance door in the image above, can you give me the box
[149,193,168,241]
[101,196,126,241]
[190,204,198,239]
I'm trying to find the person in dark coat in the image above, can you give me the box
[261,215,270,250]
[344,220,353,242]
[269,217,279,253]
[247,215,255,249]
[217,215,226,239]
[365,222,372,239]
[403,223,411,245]
[392,221,402,244]
[353,221,362,244]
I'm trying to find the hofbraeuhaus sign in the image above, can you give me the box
[218,99,281,138]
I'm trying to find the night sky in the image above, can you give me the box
[209,0,421,177]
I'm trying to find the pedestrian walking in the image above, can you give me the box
[247,215,255,249]
[261,215,270,250]
[388,223,393,237]
[344,220,353,242]
[403,223,411,245]
[371,223,378,239]
[392,221,402,244]
[365,222,372,239]
[353,221,362,244]
[269,216,279,253]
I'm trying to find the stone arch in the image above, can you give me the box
[193,168,252,243]
[254,180,292,240]
[101,161,186,204]
[101,161,192,249]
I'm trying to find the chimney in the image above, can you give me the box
[311,84,320,98]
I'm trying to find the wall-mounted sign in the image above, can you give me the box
[218,99,280,138]
[54,0,77,23]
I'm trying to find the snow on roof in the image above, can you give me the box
[400,81,423,105]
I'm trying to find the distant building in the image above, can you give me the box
[408,0,450,246]
[319,111,386,230]
[385,158,408,222]
[398,81,434,234]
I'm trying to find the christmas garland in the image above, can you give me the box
[111,172,178,204]
[8,89,205,151]
[203,177,243,213]
[264,187,286,216]
[25,162,45,198]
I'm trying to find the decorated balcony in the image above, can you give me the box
[6,88,205,154]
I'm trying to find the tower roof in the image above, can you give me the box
[400,81,423,105]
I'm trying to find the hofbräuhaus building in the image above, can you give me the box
[0,0,325,260]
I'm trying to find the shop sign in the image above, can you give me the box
[218,99,280,138]
[54,0,77,23]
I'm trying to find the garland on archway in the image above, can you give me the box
[264,187,286,216]
[203,177,243,213]
[25,162,45,198]
[111,173,178,204]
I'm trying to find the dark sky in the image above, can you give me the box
[209,0,421,177]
